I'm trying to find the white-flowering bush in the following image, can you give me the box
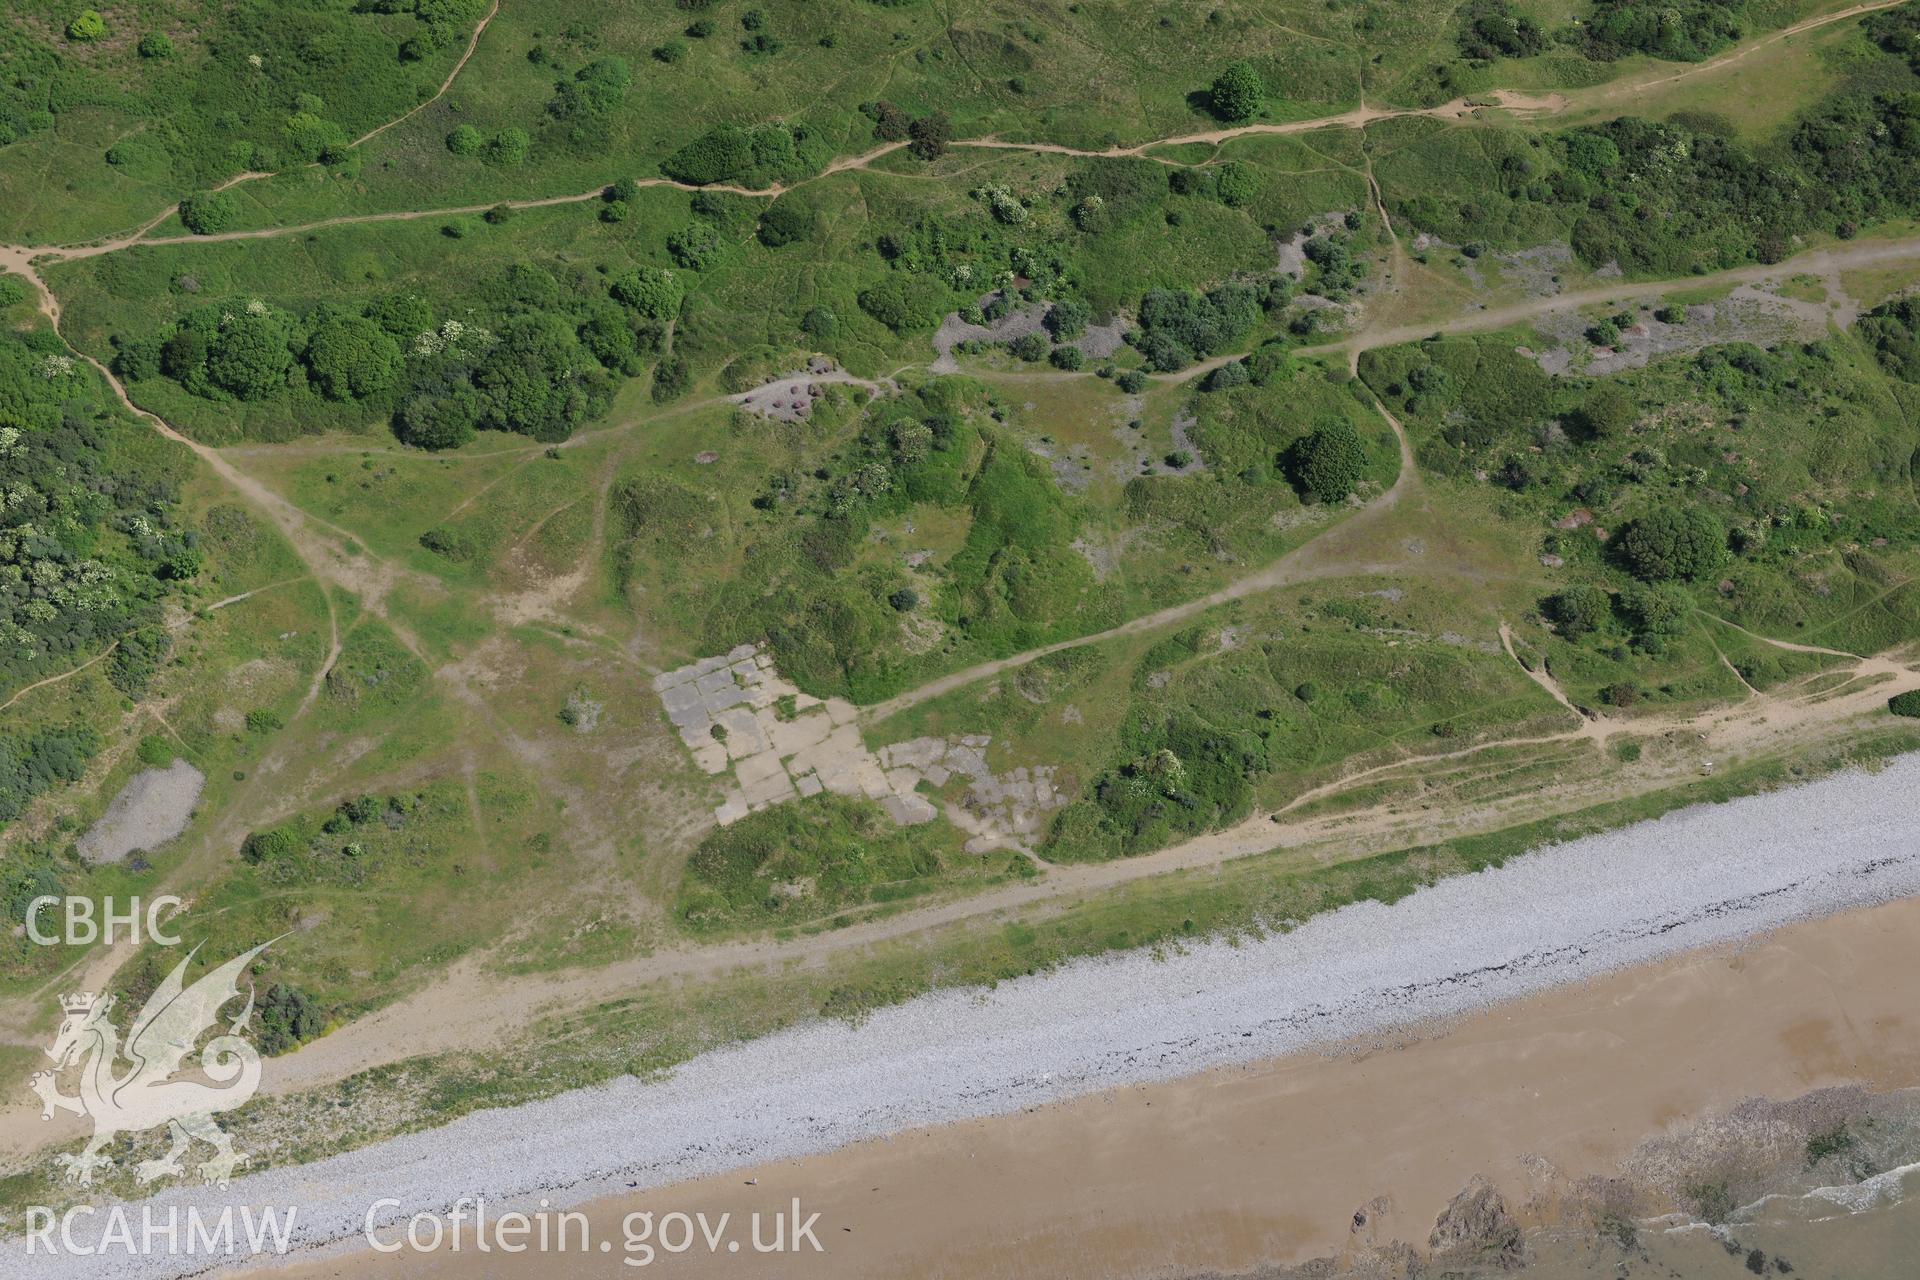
[975,184,1029,225]
[413,318,490,357]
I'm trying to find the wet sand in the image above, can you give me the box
[272,891,1920,1279]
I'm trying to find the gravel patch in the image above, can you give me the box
[1531,285,1832,376]
[929,291,1051,374]
[1493,242,1576,300]
[729,359,890,422]
[1168,405,1206,472]
[1076,316,1130,359]
[1276,212,1349,280]
[18,756,1920,1275]
[74,760,204,866]
[1025,439,1095,493]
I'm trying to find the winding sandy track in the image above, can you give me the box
[953,90,1567,160]
[3,213,1914,1134]
[18,754,1920,1279]
[1588,0,1909,100]
[1307,236,1920,359]
[0,646,117,716]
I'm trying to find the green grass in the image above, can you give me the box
[1040,578,1565,860]
[135,0,1396,236]
[1358,322,1920,702]
[110,772,551,1027]
[0,494,334,996]
[0,1,486,244]
[676,792,1029,935]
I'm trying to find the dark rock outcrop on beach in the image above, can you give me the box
[1428,1177,1525,1270]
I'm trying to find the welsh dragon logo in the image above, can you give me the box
[30,940,274,1189]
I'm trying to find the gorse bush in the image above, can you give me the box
[66,10,107,42]
[256,984,325,1055]
[757,199,813,247]
[1549,584,1612,640]
[857,274,948,333]
[0,727,99,826]
[1396,53,1920,278]
[1459,0,1547,61]
[908,113,952,160]
[610,267,684,320]
[661,121,825,188]
[1580,0,1743,61]
[2,1,488,191]
[1045,298,1090,340]
[1858,296,1920,382]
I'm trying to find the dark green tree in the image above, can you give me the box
[179,191,237,235]
[1549,584,1611,639]
[396,390,480,451]
[758,200,813,247]
[1618,508,1727,582]
[907,113,952,161]
[610,267,685,320]
[206,309,295,400]
[1010,331,1050,361]
[1045,298,1090,340]
[1289,417,1367,503]
[1577,380,1636,438]
[304,315,402,402]
[256,984,324,1055]
[1208,62,1263,123]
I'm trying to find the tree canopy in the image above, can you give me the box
[1288,417,1368,504]
[1618,507,1727,581]
[1208,62,1263,123]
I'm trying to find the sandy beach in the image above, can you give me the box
[9,755,1920,1278]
